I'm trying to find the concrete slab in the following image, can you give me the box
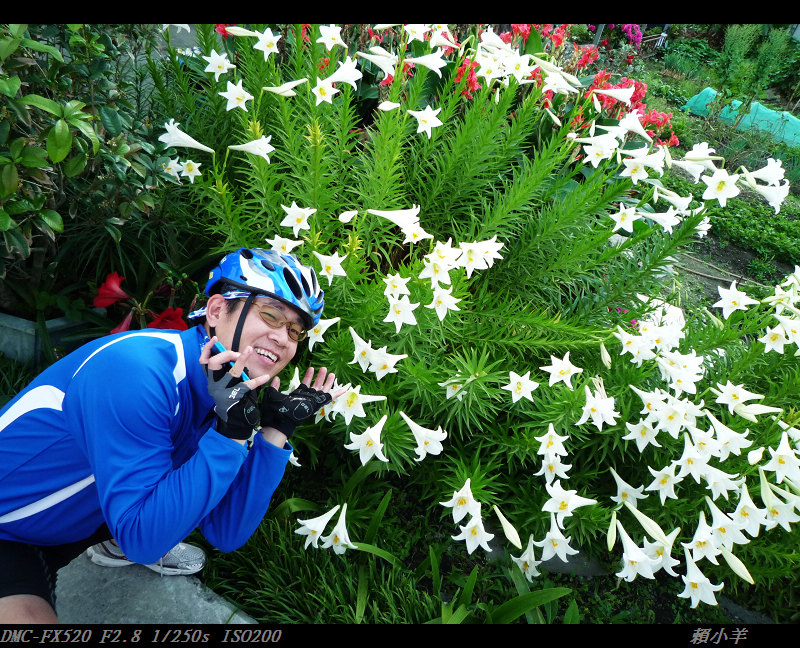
[55,553,256,625]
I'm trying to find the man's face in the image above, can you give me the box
[209,295,303,379]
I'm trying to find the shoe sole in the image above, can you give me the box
[86,545,134,568]
[143,563,205,576]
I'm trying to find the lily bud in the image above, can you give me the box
[719,546,754,584]
[493,505,522,550]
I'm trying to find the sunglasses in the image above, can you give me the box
[250,302,308,342]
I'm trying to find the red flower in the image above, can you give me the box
[215,24,235,39]
[110,310,133,334]
[148,307,188,331]
[511,24,531,41]
[94,272,131,308]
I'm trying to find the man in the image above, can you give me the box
[0,248,338,623]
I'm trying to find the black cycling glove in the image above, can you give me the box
[259,385,333,439]
[204,365,260,441]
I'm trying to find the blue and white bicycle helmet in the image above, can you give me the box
[197,248,324,351]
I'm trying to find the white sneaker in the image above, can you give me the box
[87,539,206,576]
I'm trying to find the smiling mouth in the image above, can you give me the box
[254,347,278,363]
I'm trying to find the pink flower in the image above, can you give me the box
[94,272,130,308]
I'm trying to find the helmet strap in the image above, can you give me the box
[231,292,257,353]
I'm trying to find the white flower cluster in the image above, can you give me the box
[295,503,357,555]
[441,478,494,555]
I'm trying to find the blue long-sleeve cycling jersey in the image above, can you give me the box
[0,325,292,564]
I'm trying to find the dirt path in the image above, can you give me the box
[671,235,793,306]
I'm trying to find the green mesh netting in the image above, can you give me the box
[682,87,800,148]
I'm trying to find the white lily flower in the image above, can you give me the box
[592,85,635,106]
[682,511,721,565]
[227,135,275,162]
[400,222,434,245]
[425,285,462,321]
[452,515,494,555]
[163,157,182,181]
[710,380,763,411]
[677,548,724,608]
[307,317,340,352]
[280,202,316,237]
[295,504,340,549]
[615,521,659,582]
[399,411,446,461]
[712,282,759,319]
[404,24,432,42]
[705,497,749,550]
[312,250,347,286]
[317,24,345,51]
[367,346,407,380]
[348,327,374,371]
[645,463,680,505]
[219,80,254,112]
[158,119,215,154]
[743,158,785,186]
[265,234,303,255]
[511,535,542,581]
[320,503,358,554]
[331,385,386,426]
[263,78,308,97]
[683,142,724,171]
[312,77,339,105]
[179,159,201,184]
[609,467,647,509]
[253,27,281,60]
[539,351,583,390]
[643,527,682,577]
[501,370,539,404]
[327,56,362,90]
[542,480,598,529]
[440,478,482,523]
[533,513,580,562]
[382,274,410,300]
[383,295,419,333]
[732,482,768,537]
[624,419,663,453]
[701,168,741,207]
[202,50,236,81]
[344,414,390,465]
[743,178,790,214]
[405,49,448,77]
[356,47,398,80]
[762,431,800,484]
[732,402,782,423]
[368,205,421,232]
[407,105,443,139]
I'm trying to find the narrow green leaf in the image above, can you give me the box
[563,598,581,624]
[455,565,479,609]
[445,604,471,625]
[46,119,72,163]
[363,489,391,545]
[488,587,571,625]
[355,564,368,624]
[269,497,318,520]
[351,542,402,568]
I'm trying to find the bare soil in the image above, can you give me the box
[671,234,795,306]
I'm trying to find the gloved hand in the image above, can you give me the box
[205,365,261,441]
[259,384,333,439]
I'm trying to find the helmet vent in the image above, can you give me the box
[240,249,254,259]
[283,267,303,299]
[260,259,275,271]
